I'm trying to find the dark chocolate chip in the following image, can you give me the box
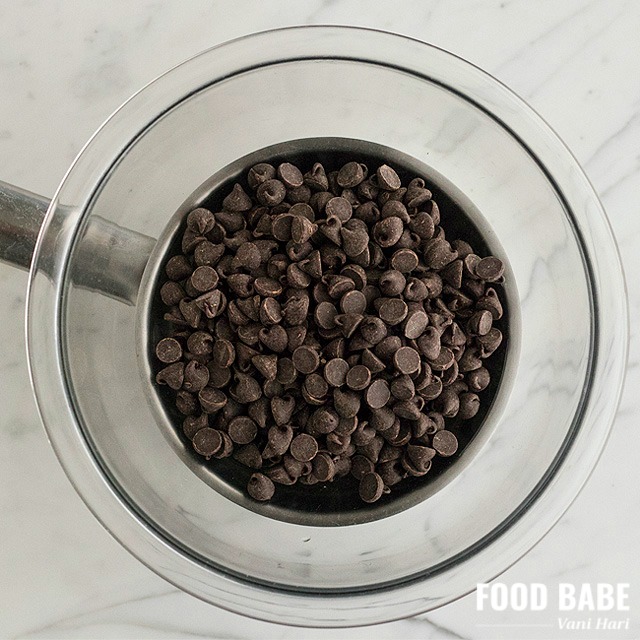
[467,367,490,391]
[156,362,184,390]
[379,270,407,296]
[292,345,320,374]
[183,361,210,392]
[277,162,304,188]
[223,183,252,212]
[376,165,401,191]
[403,310,429,340]
[475,256,505,281]
[365,379,391,409]
[324,358,349,387]
[432,430,458,457]
[393,346,421,374]
[458,392,480,419]
[193,428,223,458]
[373,216,404,248]
[247,473,275,501]
[359,471,385,503]
[346,365,371,391]
[290,433,318,462]
[390,248,419,273]
[228,416,258,444]
[155,337,182,363]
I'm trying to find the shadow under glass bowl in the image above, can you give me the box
[27,27,627,627]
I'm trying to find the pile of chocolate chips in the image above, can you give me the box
[154,160,505,504]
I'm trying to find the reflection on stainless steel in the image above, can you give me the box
[0,181,155,305]
[0,181,48,270]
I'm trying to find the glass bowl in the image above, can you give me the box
[27,26,627,626]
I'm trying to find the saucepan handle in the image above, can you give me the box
[0,181,48,271]
[0,180,156,305]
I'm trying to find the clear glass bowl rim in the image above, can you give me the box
[26,26,628,627]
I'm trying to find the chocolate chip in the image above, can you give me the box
[433,388,460,418]
[277,162,304,188]
[432,430,458,457]
[390,375,415,401]
[276,357,297,385]
[205,364,232,389]
[223,183,252,212]
[346,365,371,391]
[292,346,320,374]
[324,358,349,387]
[476,288,503,320]
[248,163,276,189]
[251,354,278,380]
[303,373,329,403]
[228,416,258,444]
[425,238,458,270]
[376,165,401,191]
[475,256,504,281]
[360,316,387,344]
[379,270,406,297]
[156,362,184,390]
[373,216,404,248]
[256,179,286,206]
[458,392,480,419]
[165,255,193,281]
[234,443,263,469]
[258,298,281,326]
[247,473,275,501]
[334,312,364,338]
[231,373,262,403]
[324,274,356,299]
[233,242,262,271]
[290,215,318,244]
[175,390,197,415]
[290,433,318,462]
[459,347,483,372]
[195,289,226,319]
[468,310,493,336]
[340,226,369,257]
[350,455,374,480]
[337,290,365,315]
[365,379,391,409]
[308,407,339,435]
[155,337,182,363]
[304,163,329,191]
[390,248,419,273]
[198,387,227,413]
[183,361,210,392]
[264,424,294,457]
[193,428,223,458]
[160,281,186,306]
[403,310,429,340]
[314,301,338,329]
[467,367,490,391]
[393,346,421,374]
[186,331,212,356]
[186,208,215,235]
[333,388,361,418]
[359,472,385,503]
[258,325,288,353]
[271,395,296,426]
[325,197,353,223]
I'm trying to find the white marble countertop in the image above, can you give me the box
[1,1,638,638]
